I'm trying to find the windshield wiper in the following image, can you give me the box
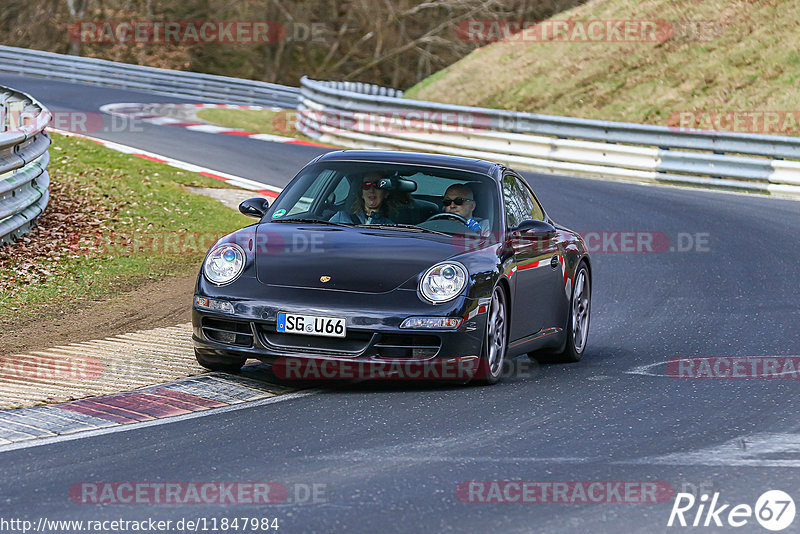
[357,223,449,236]
[273,218,352,227]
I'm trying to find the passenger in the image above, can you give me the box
[330,172,395,225]
[442,184,490,233]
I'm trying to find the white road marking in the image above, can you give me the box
[185,124,234,133]
[249,133,298,143]
[146,116,183,125]
[622,433,800,467]
[625,360,673,377]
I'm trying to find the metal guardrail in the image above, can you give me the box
[297,77,800,198]
[0,85,52,245]
[0,45,300,109]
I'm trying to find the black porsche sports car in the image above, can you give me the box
[192,151,591,384]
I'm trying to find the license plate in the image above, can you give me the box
[276,312,346,338]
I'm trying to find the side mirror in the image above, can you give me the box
[511,219,556,236]
[239,197,270,218]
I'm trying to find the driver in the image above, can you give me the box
[442,184,490,233]
[329,172,395,225]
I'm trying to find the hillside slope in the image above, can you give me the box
[405,0,799,131]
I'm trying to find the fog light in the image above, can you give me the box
[214,331,237,344]
[400,317,463,329]
[195,296,235,314]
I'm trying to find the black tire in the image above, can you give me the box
[545,262,591,363]
[473,284,509,385]
[194,349,246,373]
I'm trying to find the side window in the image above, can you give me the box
[286,170,339,216]
[524,184,545,221]
[503,173,531,227]
[330,176,350,203]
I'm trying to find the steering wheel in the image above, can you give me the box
[426,212,469,225]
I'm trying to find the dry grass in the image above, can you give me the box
[405,0,800,130]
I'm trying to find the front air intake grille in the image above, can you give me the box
[202,318,253,347]
[374,334,441,359]
[258,325,374,355]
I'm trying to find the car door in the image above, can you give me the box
[503,172,563,342]
[524,181,570,330]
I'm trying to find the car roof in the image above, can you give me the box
[315,150,501,176]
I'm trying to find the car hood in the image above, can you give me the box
[254,223,458,293]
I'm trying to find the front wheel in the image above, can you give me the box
[548,262,591,363]
[195,349,246,373]
[473,285,508,385]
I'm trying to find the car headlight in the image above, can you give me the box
[203,243,245,285]
[420,262,468,303]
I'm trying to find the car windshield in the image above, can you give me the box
[266,161,499,236]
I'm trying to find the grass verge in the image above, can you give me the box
[0,133,252,321]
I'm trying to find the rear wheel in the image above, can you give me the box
[547,262,591,363]
[194,350,246,373]
[473,285,508,385]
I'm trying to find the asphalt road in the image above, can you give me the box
[2,75,800,534]
[0,74,328,188]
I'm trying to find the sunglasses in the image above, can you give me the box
[362,181,382,191]
[442,197,474,207]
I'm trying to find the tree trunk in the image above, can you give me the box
[65,0,90,56]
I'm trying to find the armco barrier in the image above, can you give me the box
[0,45,300,109]
[297,77,800,198]
[0,85,52,245]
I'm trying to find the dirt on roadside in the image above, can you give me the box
[0,176,268,359]
[0,273,197,357]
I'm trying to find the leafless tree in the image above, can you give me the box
[1,0,588,88]
[65,0,91,55]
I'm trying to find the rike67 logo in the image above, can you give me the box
[668,490,795,531]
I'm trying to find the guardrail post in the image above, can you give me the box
[7,101,23,131]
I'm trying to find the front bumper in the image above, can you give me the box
[192,285,488,374]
